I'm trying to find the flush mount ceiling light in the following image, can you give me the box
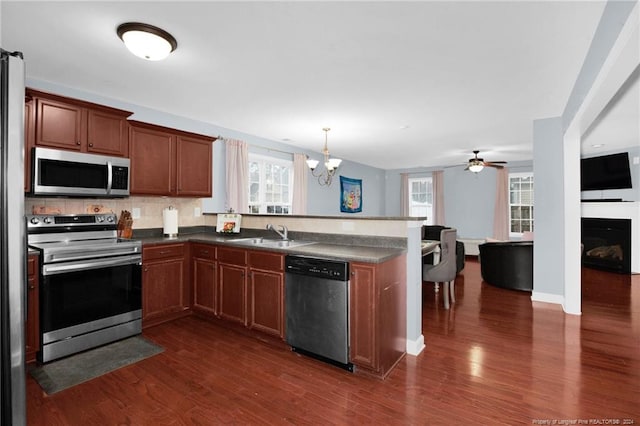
[117,22,177,61]
[307,128,342,186]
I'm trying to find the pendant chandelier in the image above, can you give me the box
[306,128,342,186]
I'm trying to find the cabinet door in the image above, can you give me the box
[35,97,84,150]
[24,98,35,192]
[143,258,185,321]
[176,135,212,196]
[87,109,129,157]
[25,255,39,363]
[218,263,247,325]
[193,258,217,315]
[349,263,378,369]
[129,125,174,195]
[249,269,284,338]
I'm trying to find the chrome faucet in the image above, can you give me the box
[266,224,288,240]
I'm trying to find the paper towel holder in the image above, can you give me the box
[163,205,179,239]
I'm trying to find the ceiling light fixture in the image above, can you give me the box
[117,22,177,61]
[307,128,342,186]
[468,161,484,173]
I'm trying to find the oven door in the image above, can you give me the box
[40,254,142,340]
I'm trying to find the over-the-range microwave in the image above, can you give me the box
[31,147,130,197]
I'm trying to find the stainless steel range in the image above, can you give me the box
[27,213,142,363]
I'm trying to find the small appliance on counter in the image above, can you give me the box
[217,213,242,233]
[163,206,178,238]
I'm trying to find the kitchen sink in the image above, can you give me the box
[230,237,316,249]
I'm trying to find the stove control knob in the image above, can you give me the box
[30,217,40,225]
[106,216,114,223]
[96,216,104,223]
[43,217,53,224]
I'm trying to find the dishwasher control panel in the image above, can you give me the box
[285,255,349,281]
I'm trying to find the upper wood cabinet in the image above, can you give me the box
[24,96,35,192]
[129,120,215,197]
[27,89,132,157]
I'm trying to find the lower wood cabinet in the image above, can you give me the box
[142,243,189,328]
[26,254,39,363]
[248,251,284,339]
[191,244,217,316]
[217,247,248,325]
[349,255,407,378]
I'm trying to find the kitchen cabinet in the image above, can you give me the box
[217,247,247,325]
[349,255,406,378]
[24,96,35,192]
[26,254,39,364]
[129,120,215,197]
[142,243,189,328]
[28,89,132,156]
[191,243,217,317]
[248,250,285,339]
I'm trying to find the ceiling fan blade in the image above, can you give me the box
[486,160,507,164]
[485,163,505,169]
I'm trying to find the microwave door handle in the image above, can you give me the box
[106,161,113,195]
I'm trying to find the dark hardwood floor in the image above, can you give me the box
[26,259,640,425]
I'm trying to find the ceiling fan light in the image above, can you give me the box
[117,22,177,61]
[469,163,484,173]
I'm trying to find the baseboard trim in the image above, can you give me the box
[531,291,564,305]
[406,335,425,356]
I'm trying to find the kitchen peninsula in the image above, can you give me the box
[134,213,425,378]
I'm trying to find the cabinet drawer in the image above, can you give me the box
[218,247,247,266]
[27,255,38,276]
[191,243,216,261]
[248,250,284,271]
[143,243,185,261]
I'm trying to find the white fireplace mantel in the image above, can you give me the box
[581,201,640,273]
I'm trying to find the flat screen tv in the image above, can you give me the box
[581,152,632,191]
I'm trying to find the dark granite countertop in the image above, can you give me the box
[137,232,405,264]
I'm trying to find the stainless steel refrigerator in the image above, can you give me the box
[0,48,26,425]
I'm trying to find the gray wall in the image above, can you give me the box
[385,161,532,239]
[26,79,386,216]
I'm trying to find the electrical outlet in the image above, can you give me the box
[633,156,639,165]
[194,207,201,217]
[132,207,141,219]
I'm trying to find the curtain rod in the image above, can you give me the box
[217,135,299,157]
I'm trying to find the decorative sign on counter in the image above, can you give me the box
[217,213,242,233]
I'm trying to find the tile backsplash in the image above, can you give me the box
[25,196,216,229]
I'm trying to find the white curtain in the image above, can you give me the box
[400,173,410,216]
[225,139,248,214]
[432,170,445,225]
[493,168,510,240]
[292,153,308,214]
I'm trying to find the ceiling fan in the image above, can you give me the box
[465,150,507,173]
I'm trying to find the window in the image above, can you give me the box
[408,177,433,225]
[248,153,293,214]
[509,173,534,235]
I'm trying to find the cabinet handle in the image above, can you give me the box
[89,143,93,147]
[159,250,170,254]
[76,141,81,145]
[201,250,209,255]
[28,285,35,290]
[144,267,149,272]
[351,271,355,276]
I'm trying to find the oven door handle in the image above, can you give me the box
[42,254,142,276]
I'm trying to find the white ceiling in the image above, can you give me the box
[2,1,620,170]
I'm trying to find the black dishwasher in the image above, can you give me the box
[285,255,353,371]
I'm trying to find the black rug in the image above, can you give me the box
[29,336,164,395]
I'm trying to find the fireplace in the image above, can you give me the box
[581,217,631,274]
